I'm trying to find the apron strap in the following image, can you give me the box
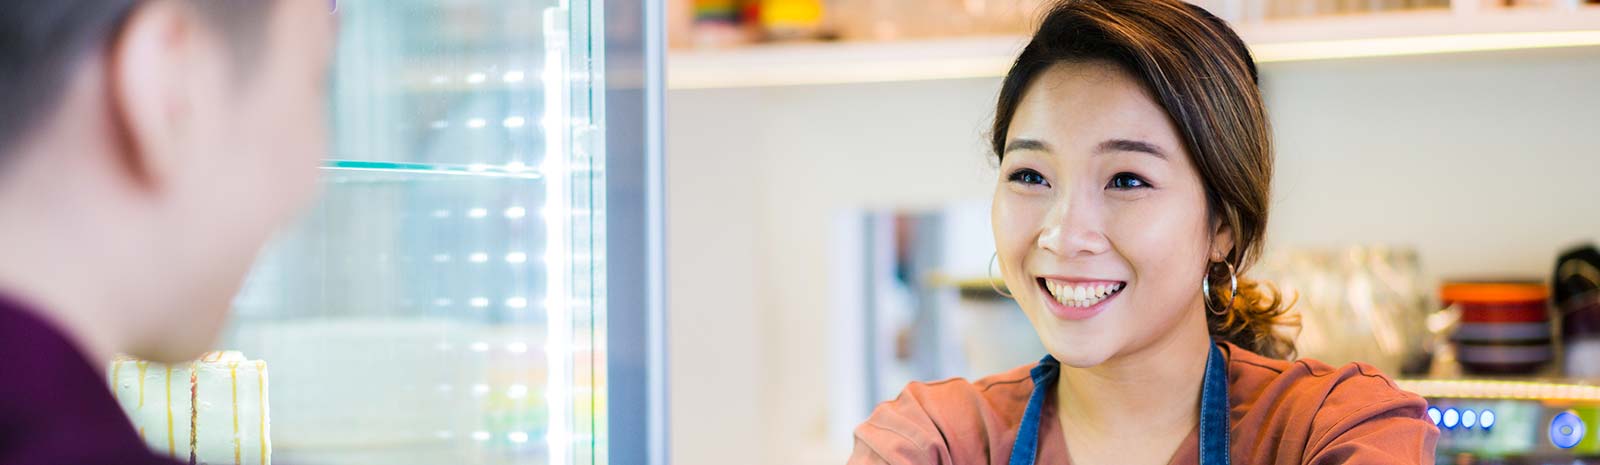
[1199,342,1232,465]
[1006,343,1231,465]
[1007,354,1059,465]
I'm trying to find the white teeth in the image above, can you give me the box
[1042,280,1124,308]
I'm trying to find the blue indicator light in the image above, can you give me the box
[1428,407,1442,426]
[1551,411,1585,449]
[1444,408,1460,429]
[1480,410,1496,429]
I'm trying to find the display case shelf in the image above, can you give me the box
[325,160,547,180]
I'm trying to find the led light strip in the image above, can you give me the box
[544,3,574,464]
[1398,379,1600,402]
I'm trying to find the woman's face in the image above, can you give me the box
[992,61,1231,368]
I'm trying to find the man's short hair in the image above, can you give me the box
[0,0,275,159]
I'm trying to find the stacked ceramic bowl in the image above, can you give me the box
[1444,281,1554,375]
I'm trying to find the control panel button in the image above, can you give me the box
[1551,410,1585,449]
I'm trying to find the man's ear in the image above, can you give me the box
[107,0,199,190]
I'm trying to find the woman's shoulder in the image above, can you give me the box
[1223,343,1439,463]
[850,364,1038,465]
[890,362,1040,417]
[1225,342,1426,412]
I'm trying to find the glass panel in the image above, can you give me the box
[221,0,604,464]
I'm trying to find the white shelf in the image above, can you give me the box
[668,7,1600,89]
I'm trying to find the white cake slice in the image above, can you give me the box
[109,357,192,458]
[111,351,271,465]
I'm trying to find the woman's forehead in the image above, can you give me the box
[1008,64,1182,157]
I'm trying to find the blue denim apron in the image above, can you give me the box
[1006,342,1231,465]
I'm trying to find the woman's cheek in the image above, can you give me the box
[995,195,1050,348]
[992,195,1043,273]
[1107,194,1212,290]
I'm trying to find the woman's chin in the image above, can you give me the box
[1039,333,1121,368]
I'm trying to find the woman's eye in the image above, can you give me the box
[1008,169,1048,187]
[1107,172,1151,190]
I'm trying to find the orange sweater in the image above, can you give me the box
[850,342,1439,465]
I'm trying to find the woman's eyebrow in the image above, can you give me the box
[1096,139,1168,159]
[1003,138,1050,155]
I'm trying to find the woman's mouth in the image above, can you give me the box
[1037,277,1125,319]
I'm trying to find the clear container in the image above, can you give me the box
[1254,246,1432,375]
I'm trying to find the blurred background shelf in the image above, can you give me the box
[669,6,1600,89]
[926,274,1014,300]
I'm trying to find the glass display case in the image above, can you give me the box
[214,1,662,464]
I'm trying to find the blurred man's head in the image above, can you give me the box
[0,0,336,363]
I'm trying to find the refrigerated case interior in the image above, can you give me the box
[223,1,606,464]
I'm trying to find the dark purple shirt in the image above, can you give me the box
[0,293,183,465]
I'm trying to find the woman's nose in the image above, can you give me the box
[1037,196,1111,258]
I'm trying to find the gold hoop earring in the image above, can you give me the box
[989,252,1014,299]
[1203,260,1238,315]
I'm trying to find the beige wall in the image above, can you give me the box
[1262,47,1600,275]
[666,46,1600,465]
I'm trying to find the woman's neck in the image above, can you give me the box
[1054,310,1215,461]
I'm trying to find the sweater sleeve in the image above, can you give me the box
[848,388,949,465]
[1303,376,1440,465]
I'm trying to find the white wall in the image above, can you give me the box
[1263,47,1600,276]
[666,87,769,465]
[666,45,1600,465]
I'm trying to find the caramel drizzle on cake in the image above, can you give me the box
[166,366,176,457]
[137,361,148,408]
[230,361,242,465]
[113,352,266,464]
[189,361,198,465]
[257,360,268,465]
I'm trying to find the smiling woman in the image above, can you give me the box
[848,1,1440,464]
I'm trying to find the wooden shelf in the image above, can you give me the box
[668,7,1600,89]
[927,273,1015,300]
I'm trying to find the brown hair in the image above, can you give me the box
[991,0,1299,359]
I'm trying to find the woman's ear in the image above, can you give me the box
[1209,217,1236,263]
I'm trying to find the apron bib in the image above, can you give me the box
[1006,342,1231,465]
